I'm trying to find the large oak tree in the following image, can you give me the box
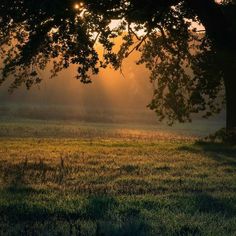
[0,0,235,141]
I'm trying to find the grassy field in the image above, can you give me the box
[0,119,236,235]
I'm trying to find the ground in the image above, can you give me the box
[0,119,235,235]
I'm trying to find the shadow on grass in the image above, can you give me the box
[197,194,236,217]
[176,142,236,217]
[178,141,236,166]
[0,186,151,235]
[183,193,236,218]
[1,183,236,235]
[0,160,149,235]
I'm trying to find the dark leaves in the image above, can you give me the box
[0,0,228,124]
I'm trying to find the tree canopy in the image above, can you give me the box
[0,0,236,132]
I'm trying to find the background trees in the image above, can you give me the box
[0,0,235,140]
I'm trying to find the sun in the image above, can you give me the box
[74,2,84,10]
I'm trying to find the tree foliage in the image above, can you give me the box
[0,0,235,124]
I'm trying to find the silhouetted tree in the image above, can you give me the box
[0,0,235,141]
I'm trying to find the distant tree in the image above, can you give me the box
[0,0,235,141]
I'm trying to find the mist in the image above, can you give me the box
[0,46,225,133]
[0,52,161,124]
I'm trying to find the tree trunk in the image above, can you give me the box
[187,0,236,142]
[223,53,236,142]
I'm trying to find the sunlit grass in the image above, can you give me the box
[0,120,235,235]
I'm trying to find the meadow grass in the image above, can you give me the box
[0,119,235,235]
